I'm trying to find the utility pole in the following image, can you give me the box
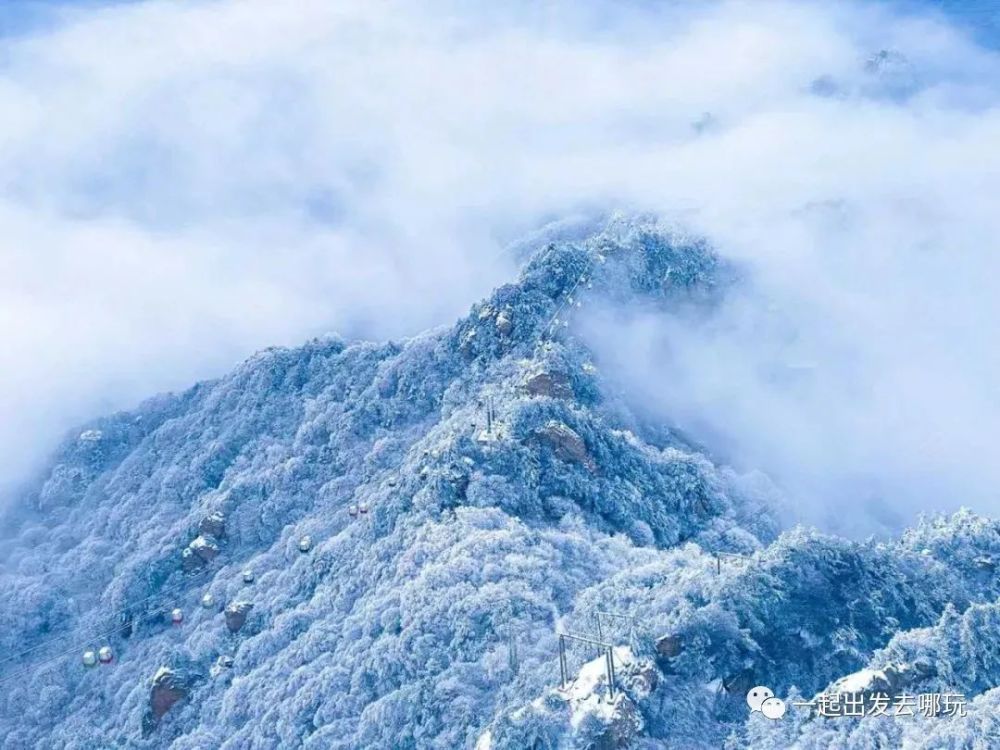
[507,622,519,674]
[594,610,637,653]
[557,632,616,699]
[713,551,747,575]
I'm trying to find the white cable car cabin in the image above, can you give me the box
[171,608,184,625]
[242,569,255,584]
[98,646,113,664]
[82,650,97,667]
[298,535,312,553]
[201,592,215,608]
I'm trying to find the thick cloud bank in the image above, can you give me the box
[1,0,999,533]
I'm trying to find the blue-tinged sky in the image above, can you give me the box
[3,1,999,44]
[911,0,1000,46]
[0,0,137,38]
[0,0,999,533]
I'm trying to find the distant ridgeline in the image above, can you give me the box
[1,217,999,749]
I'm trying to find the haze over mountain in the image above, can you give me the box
[3,1,1000,747]
[2,220,1000,748]
[2,0,1000,524]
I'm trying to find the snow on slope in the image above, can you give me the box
[2,217,998,749]
[741,574,1000,749]
[0,218,771,748]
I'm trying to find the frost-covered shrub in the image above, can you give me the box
[0,218,992,750]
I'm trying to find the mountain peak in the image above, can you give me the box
[4,219,993,749]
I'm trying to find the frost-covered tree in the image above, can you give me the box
[1,219,997,749]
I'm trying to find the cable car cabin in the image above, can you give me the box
[298,535,312,553]
[171,608,184,625]
[98,646,113,664]
[202,592,215,608]
[242,569,255,584]
[348,505,359,518]
[82,650,97,668]
[358,503,369,515]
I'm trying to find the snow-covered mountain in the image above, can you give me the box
[1,218,997,749]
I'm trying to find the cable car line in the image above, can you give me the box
[0,525,331,686]
[0,248,610,696]
[0,573,200,674]
[542,264,593,340]
[0,615,138,689]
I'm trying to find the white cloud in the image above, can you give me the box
[0,0,998,531]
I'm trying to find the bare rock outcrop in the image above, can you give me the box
[181,534,220,572]
[225,601,253,633]
[654,633,682,659]
[524,371,573,399]
[142,667,192,735]
[198,511,226,539]
[535,421,596,472]
[181,513,225,572]
[495,309,513,336]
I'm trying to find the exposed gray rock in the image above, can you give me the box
[654,634,682,659]
[189,535,219,563]
[198,512,226,539]
[181,547,205,573]
[524,371,573,399]
[495,310,513,336]
[225,601,253,633]
[458,328,478,360]
[142,667,192,735]
[181,534,220,572]
[722,668,755,697]
[535,421,596,472]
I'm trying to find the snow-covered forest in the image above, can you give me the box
[2,220,999,748]
[3,0,1000,746]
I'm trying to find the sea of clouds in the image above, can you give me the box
[1,0,998,532]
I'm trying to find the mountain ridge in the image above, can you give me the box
[1,217,996,749]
